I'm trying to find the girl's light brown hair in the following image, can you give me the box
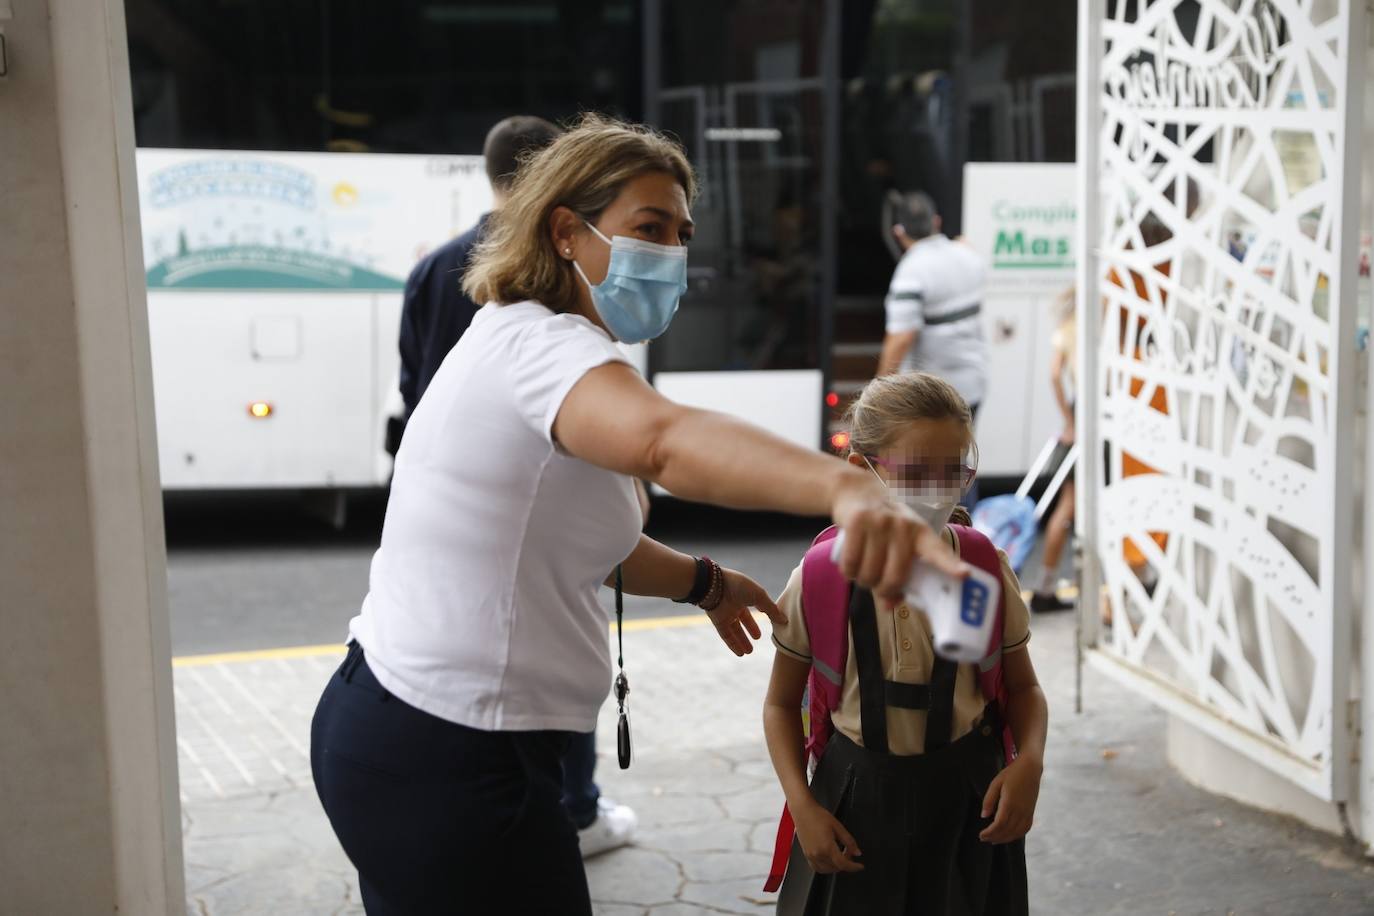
[842,372,973,456]
[842,372,977,524]
[463,113,697,310]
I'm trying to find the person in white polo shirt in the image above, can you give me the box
[309,115,966,916]
[877,191,990,505]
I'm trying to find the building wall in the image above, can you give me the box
[0,1,183,910]
[1168,717,1348,836]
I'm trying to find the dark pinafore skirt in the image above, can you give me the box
[776,589,1029,916]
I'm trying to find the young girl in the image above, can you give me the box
[764,373,1048,915]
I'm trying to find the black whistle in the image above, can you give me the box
[614,671,632,769]
[617,712,632,770]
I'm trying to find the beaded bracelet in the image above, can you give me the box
[697,556,725,613]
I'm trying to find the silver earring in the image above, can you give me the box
[564,248,572,256]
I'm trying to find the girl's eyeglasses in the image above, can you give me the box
[864,454,977,489]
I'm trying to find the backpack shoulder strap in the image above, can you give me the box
[949,523,1017,761]
[800,526,850,691]
[949,523,1003,656]
[765,527,850,895]
[949,522,1000,577]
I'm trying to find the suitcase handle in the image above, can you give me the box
[1015,436,1061,500]
[1033,444,1078,522]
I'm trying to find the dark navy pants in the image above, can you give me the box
[311,643,593,915]
[562,730,600,829]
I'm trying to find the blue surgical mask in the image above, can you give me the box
[573,222,688,343]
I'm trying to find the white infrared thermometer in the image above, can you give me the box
[830,531,1002,663]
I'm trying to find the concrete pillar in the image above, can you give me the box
[0,0,184,912]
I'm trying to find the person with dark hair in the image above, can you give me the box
[392,115,640,860]
[877,191,990,506]
[395,115,564,430]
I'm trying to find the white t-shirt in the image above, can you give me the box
[885,234,990,407]
[349,301,642,733]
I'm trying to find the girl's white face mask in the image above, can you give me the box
[889,482,961,530]
[861,448,975,530]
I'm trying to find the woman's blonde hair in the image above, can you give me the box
[844,372,977,525]
[463,114,697,310]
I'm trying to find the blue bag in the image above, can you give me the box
[971,494,1039,572]
[971,438,1077,574]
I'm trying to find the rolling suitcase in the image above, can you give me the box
[970,436,1077,573]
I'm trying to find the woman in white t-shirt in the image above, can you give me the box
[310,115,966,916]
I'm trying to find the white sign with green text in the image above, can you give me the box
[962,162,1076,284]
[960,162,1076,476]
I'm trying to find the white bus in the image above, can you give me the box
[138,149,492,494]
[127,1,1077,501]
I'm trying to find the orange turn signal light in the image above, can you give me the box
[248,401,274,419]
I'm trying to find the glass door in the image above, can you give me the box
[646,0,835,378]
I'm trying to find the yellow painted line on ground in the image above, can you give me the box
[172,643,348,668]
[172,583,1091,670]
[621,612,713,633]
[171,614,715,668]
[172,587,1088,669]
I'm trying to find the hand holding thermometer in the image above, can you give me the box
[830,530,1001,663]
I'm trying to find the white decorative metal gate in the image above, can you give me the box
[1076,0,1365,801]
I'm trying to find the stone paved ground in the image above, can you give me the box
[178,609,1374,915]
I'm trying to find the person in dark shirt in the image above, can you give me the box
[396,116,564,426]
[396,213,491,421]
[391,115,641,859]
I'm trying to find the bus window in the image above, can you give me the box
[836,1,960,307]
[965,1,1077,166]
[835,0,1076,310]
[649,0,829,376]
[127,1,643,154]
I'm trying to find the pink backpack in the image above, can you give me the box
[763,523,1015,893]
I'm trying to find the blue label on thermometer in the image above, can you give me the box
[960,579,989,626]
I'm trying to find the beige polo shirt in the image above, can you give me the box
[771,530,1031,756]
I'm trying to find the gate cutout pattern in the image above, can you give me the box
[1088,0,1359,798]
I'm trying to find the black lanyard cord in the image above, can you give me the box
[615,564,625,670]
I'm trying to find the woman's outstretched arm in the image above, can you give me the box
[554,362,965,602]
